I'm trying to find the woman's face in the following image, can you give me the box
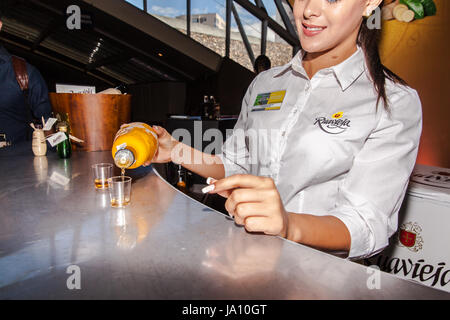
[293,0,374,53]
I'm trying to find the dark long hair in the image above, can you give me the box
[358,1,406,110]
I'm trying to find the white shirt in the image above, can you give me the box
[218,47,422,259]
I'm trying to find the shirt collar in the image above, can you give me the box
[275,46,366,91]
[0,44,11,63]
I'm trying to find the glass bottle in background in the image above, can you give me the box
[202,95,210,120]
[115,83,128,94]
[56,124,72,159]
[209,96,215,116]
[212,98,221,120]
[176,165,187,192]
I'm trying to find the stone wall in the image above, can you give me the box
[190,32,294,71]
[173,29,294,72]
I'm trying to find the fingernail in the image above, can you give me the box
[206,177,216,185]
[202,184,215,194]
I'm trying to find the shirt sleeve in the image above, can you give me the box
[27,64,52,121]
[329,87,423,260]
[217,78,257,177]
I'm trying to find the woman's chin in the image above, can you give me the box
[300,42,326,54]
[300,38,338,55]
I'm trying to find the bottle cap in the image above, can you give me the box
[57,123,68,132]
[114,149,135,168]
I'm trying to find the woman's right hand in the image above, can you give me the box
[145,126,179,165]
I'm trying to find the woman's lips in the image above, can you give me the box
[302,23,327,37]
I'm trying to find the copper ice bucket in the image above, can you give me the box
[49,93,131,152]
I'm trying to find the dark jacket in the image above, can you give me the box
[0,45,52,144]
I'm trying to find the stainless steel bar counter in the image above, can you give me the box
[0,143,448,300]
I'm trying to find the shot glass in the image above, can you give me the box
[92,163,113,190]
[108,176,132,208]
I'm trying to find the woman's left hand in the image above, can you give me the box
[206,174,289,238]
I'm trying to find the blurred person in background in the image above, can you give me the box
[254,55,272,75]
[0,1,52,146]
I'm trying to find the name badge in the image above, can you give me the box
[252,90,286,112]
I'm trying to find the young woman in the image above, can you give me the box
[149,0,422,260]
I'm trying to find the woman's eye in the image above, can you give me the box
[327,0,341,3]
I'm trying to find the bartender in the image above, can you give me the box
[0,3,52,145]
[149,0,422,260]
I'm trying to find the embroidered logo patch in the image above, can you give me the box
[314,112,351,134]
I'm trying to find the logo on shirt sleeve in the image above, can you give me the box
[314,112,351,134]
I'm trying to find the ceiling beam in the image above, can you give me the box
[93,27,193,81]
[32,17,64,51]
[85,53,132,71]
[82,0,222,72]
[26,0,190,81]
[0,34,116,85]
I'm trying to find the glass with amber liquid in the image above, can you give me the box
[92,163,113,190]
[95,179,109,189]
[108,176,132,208]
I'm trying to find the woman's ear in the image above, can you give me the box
[365,0,384,17]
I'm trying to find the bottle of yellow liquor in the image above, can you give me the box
[112,123,158,170]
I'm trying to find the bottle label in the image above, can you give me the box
[114,123,158,145]
[43,118,58,131]
[69,135,84,143]
[47,132,68,147]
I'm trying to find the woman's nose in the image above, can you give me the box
[303,0,322,19]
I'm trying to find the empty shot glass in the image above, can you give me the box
[108,176,132,208]
[92,163,113,190]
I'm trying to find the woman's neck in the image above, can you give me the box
[302,36,359,80]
